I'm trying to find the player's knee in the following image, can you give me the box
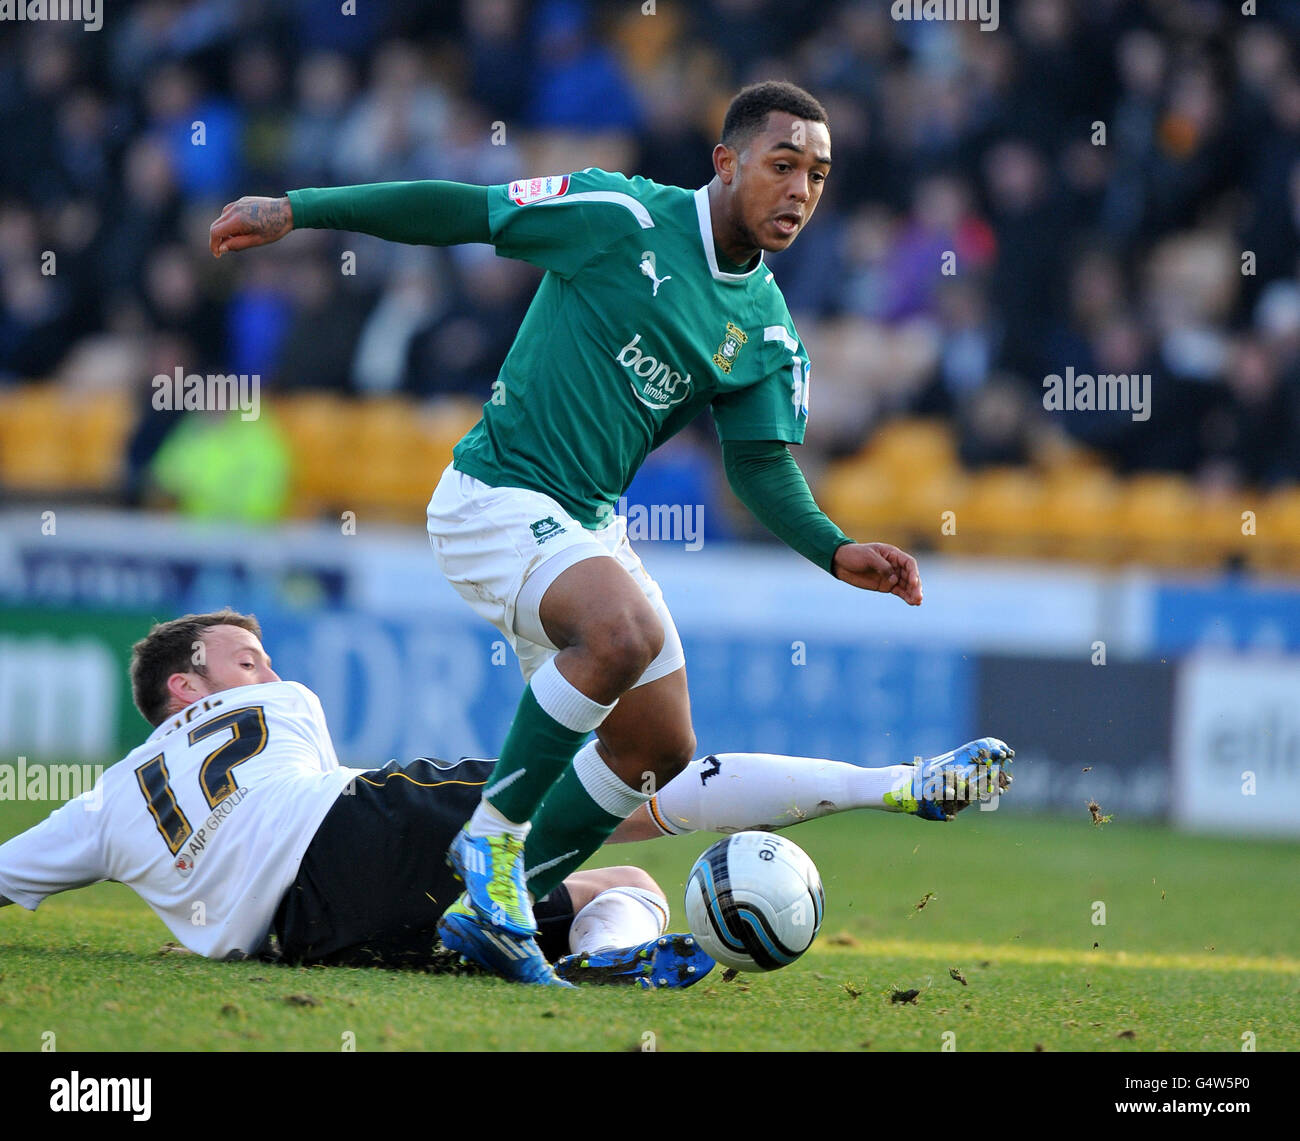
[594,865,665,901]
[603,868,665,904]
[584,609,664,688]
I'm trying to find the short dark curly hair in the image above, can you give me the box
[130,608,263,726]
[721,81,829,151]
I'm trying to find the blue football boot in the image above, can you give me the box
[437,896,573,987]
[554,933,716,989]
[886,738,1014,821]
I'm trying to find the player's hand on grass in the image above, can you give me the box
[832,542,922,605]
[209,196,294,257]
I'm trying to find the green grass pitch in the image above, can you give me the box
[1,796,1296,1052]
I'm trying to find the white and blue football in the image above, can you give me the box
[684,831,825,972]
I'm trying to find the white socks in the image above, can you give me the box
[569,885,669,954]
[647,752,915,836]
[466,797,530,840]
[572,740,651,819]
[530,657,617,733]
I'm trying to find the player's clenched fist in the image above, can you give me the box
[831,542,923,605]
[209,196,295,257]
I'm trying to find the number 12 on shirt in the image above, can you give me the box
[134,707,269,854]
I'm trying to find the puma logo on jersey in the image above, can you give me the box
[639,251,671,297]
[699,755,722,785]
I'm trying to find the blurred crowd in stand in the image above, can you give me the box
[2,0,1299,528]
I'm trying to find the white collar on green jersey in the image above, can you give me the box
[694,186,766,283]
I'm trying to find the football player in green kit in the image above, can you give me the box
[211,82,1011,986]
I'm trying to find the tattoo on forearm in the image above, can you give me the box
[242,199,290,237]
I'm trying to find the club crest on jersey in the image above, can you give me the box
[509,175,570,205]
[712,322,748,374]
[174,854,194,878]
[530,516,567,544]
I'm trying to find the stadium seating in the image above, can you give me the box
[3,386,1298,568]
[1254,487,1300,574]
[274,392,354,513]
[955,467,1049,558]
[818,417,1300,570]
[1038,466,1123,564]
[273,392,480,522]
[1114,474,1206,569]
[0,385,132,495]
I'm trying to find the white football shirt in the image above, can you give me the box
[0,680,365,959]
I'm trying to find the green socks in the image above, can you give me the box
[483,658,615,825]
[477,659,651,899]
[525,740,652,898]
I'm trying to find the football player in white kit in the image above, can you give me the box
[0,609,1010,986]
[0,611,709,988]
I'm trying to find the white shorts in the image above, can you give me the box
[426,465,686,686]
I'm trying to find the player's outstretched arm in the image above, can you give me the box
[721,439,922,605]
[211,182,491,257]
[210,196,295,257]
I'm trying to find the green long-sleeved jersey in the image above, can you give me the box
[288,170,851,571]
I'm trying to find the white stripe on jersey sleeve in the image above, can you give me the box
[764,325,799,352]
[528,191,654,230]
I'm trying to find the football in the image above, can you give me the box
[684,831,825,972]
